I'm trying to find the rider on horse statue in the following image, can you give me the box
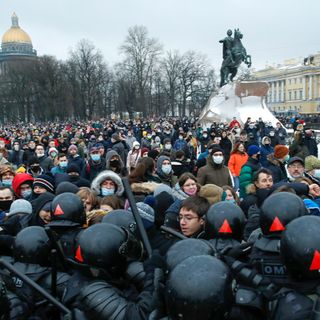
[219,29,251,87]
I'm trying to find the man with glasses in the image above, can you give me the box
[179,196,209,238]
[287,157,305,181]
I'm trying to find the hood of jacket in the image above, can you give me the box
[91,170,124,196]
[105,150,124,170]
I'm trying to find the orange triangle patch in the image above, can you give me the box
[54,204,64,216]
[219,219,232,233]
[75,245,84,263]
[310,250,320,270]
[269,217,285,232]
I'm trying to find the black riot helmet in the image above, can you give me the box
[102,209,138,236]
[14,226,52,266]
[260,192,306,236]
[75,223,143,275]
[204,202,245,241]
[166,239,214,272]
[281,216,320,280]
[165,255,232,320]
[49,192,85,227]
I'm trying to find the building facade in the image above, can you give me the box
[253,54,320,114]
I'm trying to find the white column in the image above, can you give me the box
[271,82,275,103]
[281,80,284,101]
[302,76,306,100]
[309,76,313,100]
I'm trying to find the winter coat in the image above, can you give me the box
[111,141,128,164]
[91,170,124,197]
[239,157,262,198]
[220,137,232,163]
[289,140,310,160]
[105,150,127,177]
[68,155,85,172]
[37,155,53,173]
[81,157,106,182]
[12,173,34,198]
[266,154,287,183]
[228,152,248,177]
[197,155,233,187]
[304,137,318,158]
[126,150,141,173]
[260,144,274,168]
[275,127,287,145]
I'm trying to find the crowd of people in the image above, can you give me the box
[0,115,320,319]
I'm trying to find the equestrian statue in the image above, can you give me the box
[219,28,251,87]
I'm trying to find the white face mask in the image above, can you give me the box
[162,164,172,175]
[165,144,172,150]
[314,169,320,179]
[212,155,224,164]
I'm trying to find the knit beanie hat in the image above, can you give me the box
[128,202,155,230]
[210,145,224,155]
[247,145,260,157]
[305,155,320,172]
[8,199,32,216]
[199,184,223,205]
[68,144,78,152]
[48,147,58,155]
[274,145,289,159]
[67,164,80,174]
[33,174,55,193]
[141,147,149,156]
[55,181,80,195]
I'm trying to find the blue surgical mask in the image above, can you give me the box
[91,154,101,162]
[162,164,172,175]
[2,179,12,187]
[101,187,115,196]
[59,161,68,168]
[21,189,32,199]
[226,199,236,204]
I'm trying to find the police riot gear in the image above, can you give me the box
[205,202,246,241]
[50,192,85,227]
[165,239,214,272]
[260,192,306,236]
[165,255,232,320]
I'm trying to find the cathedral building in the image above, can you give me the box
[0,12,37,75]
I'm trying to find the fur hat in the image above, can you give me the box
[305,155,320,172]
[274,145,289,159]
[198,184,223,205]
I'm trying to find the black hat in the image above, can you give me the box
[55,181,80,195]
[287,156,304,166]
[67,164,80,174]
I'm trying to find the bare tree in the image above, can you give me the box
[120,25,162,115]
[68,39,108,120]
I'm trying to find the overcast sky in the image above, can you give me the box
[1,0,320,72]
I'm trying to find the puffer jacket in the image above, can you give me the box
[228,151,248,177]
[239,157,262,199]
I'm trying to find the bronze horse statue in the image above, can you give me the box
[220,29,251,87]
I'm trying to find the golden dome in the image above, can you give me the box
[2,13,32,44]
